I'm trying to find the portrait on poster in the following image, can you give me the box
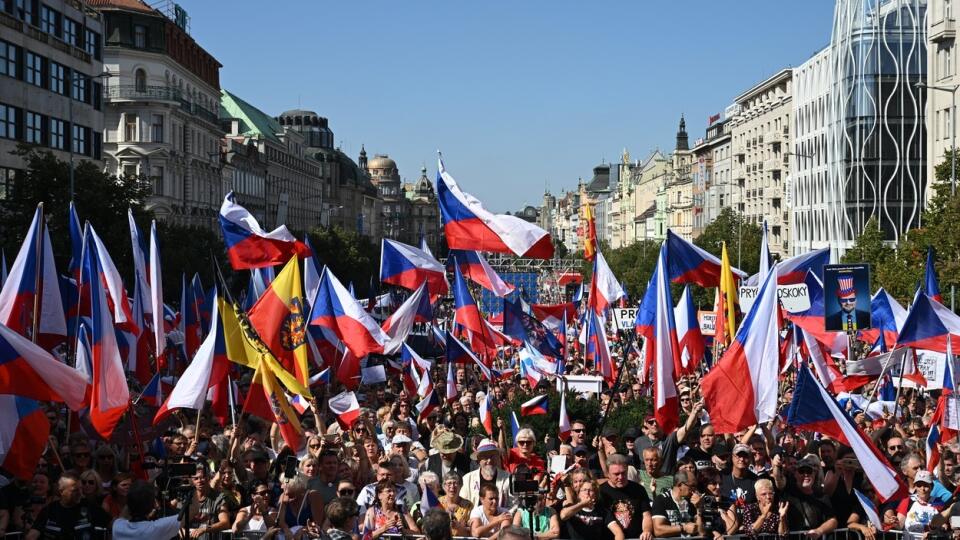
[822,264,871,332]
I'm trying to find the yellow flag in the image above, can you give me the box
[716,242,738,347]
[246,362,304,451]
[220,296,310,398]
[583,204,597,261]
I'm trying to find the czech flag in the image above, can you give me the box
[328,390,361,429]
[665,230,747,287]
[674,285,704,376]
[154,291,230,424]
[0,205,66,347]
[219,192,311,270]
[858,288,907,353]
[746,247,829,286]
[447,250,515,297]
[588,251,624,315]
[381,282,432,354]
[310,267,389,359]
[0,395,49,480]
[926,247,943,303]
[785,271,847,354]
[89,227,138,333]
[503,298,562,359]
[649,243,681,432]
[445,360,457,404]
[520,394,548,416]
[0,321,89,411]
[420,485,441,511]
[139,372,163,407]
[247,257,312,394]
[853,489,884,530]
[68,202,83,280]
[896,293,960,353]
[531,303,576,333]
[437,156,553,258]
[148,221,165,359]
[479,394,494,435]
[82,227,130,439]
[558,391,571,441]
[787,364,907,502]
[702,264,780,434]
[380,239,449,300]
[585,311,616,388]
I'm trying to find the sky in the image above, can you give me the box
[181,1,836,213]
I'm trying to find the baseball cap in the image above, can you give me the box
[391,434,412,445]
[915,470,934,485]
[796,455,821,471]
[573,445,591,456]
[601,426,619,439]
[623,427,640,439]
[733,443,751,456]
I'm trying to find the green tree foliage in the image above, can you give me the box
[153,222,230,300]
[0,146,150,282]
[694,207,764,277]
[308,226,380,297]
[600,240,661,301]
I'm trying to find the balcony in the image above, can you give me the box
[733,145,746,158]
[932,16,956,43]
[765,158,783,172]
[766,131,782,144]
[105,85,182,103]
[179,100,220,125]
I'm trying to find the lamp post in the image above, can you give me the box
[916,82,958,311]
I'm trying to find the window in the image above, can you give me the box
[25,111,42,144]
[71,124,86,155]
[124,113,137,141]
[72,72,87,102]
[63,17,78,46]
[83,29,100,59]
[40,5,58,36]
[49,117,64,149]
[133,24,146,48]
[0,167,18,199]
[0,40,16,78]
[49,62,65,94]
[0,104,16,139]
[25,52,42,87]
[150,114,163,142]
[135,69,146,93]
[16,0,34,25]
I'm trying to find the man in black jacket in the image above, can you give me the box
[424,431,470,491]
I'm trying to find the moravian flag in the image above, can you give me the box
[243,360,304,452]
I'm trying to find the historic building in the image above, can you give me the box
[96,0,224,228]
[404,166,441,253]
[928,0,954,200]
[0,0,105,191]
[729,68,793,256]
[362,152,439,252]
[691,118,734,238]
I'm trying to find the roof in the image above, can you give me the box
[636,203,657,221]
[735,68,793,105]
[220,90,282,144]
[586,163,611,193]
[87,0,156,14]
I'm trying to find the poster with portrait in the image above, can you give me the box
[822,263,872,331]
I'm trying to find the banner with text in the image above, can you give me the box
[738,283,810,314]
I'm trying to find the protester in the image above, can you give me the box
[362,479,419,539]
[560,478,624,540]
[469,485,513,540]
[26,474,112,540]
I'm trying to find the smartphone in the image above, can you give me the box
[284,455,298,479]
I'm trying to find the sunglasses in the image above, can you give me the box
[74,453,90,458]
[82,479,97,485]
[518,440,534,446]
[254,490,270,496]
[309,444,322,449]
[888,445,904,451]
[339,489,355,496]
[571,429,585,433]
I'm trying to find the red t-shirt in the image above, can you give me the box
[503,447,546,474]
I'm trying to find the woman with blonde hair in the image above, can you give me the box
[79,469,105,506]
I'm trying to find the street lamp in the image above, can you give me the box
[915,82,958,311]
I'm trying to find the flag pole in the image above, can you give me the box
[892,348,910,416]
[30,203,44,343]
[592,308,633,444]
[227,374,237,427]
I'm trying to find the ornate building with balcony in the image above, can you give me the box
[361,153,438,251]
[95,0,224,229]
[729,68,793,256]
[0,0,105,190]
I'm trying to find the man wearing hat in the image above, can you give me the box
[460,439,513,509]
[720,443,761,506]
[782,455,838,537]
[826,273,869,331]
[424,432,470,486]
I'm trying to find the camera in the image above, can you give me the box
[510,464,540,496]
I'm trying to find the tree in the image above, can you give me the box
[601,240,661,301]
[154,222,231,302]
[308,226,380,296]
[0,145,150,282]
[694,207,763,277]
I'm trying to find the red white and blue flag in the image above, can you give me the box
[0,321,89,410]
[702,264,780,434]
[447,250,515,297]
[585,311,616,388]
[437,157,553,258]
[859,288,908,353]
[149,221,165,360]
[479,394,494,435]
[747,247,830,286]
[926,247,943,303]
[219,192,311,270]
[0,394,49,480]
[381,282,432,354]
[665,230,747,287]
[588,251,624,316]
[328,390,361,429]
[380,239,449,300]
[649,243,681,432]
[896,292,960,353]
[310,267,389,358]
[787,364,906,502]
[520,394,548,416]
[558,390,571,441]
[674,284,704,376]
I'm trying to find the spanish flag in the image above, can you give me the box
[247,257,311,391]
[583,203,597,261]
[715,242,738,348]
[220,295,309,398]
[243,361,304,452]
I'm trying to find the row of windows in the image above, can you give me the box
[0,0,102,60]
[0,40,101,109]
[0,102,101,158]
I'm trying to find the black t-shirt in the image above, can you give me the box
[650,491,698,527]
[720,470,759,506]
[683,447,714,471]
[598,481,651,539]
[784,486,836,532]
[564,506,616,540]
[31,501,111,540]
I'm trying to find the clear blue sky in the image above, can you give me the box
[182,1,835,212]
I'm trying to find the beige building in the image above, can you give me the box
[729,68,793,256]
[691,118,735,238]
[928,0,957,197]
[665,117,694,240]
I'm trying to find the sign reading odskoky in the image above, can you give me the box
[822,263,871,332]
[738,283,811,314]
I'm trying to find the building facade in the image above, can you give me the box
[96,0,223,229]
[729,68,793,256]
[405,166,441,253]
[0,0,105,190]
[927,0,954,199]
[691,118,734,238]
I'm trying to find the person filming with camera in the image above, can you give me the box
[111,481,182,540]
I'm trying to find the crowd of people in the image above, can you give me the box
[4,341,960,540]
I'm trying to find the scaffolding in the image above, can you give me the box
[441,254,585,305]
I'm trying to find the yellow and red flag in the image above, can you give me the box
[583,204,597,261]
[243,361,304,452]
[715,242,738,348]
[247,257,311,393]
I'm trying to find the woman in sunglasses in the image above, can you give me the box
[232,481,278,533]
[78,469,105,507]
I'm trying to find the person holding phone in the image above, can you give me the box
[363,480,418,539]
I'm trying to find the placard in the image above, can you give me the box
[737,284,811,314]
[557,375,603,397]
[698,311,716,336]
[613,307,637,329]
[823,264,872,331]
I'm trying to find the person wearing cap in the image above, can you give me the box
[782,455,837,538]
[901,452,953,505]
[424,432,470,484]
[623,427,641,468]
[572,445,591,471]
[720,443,761,507]
[710,442,731,472]
[461,439,513,509]
[897,469,958,539]
[390,433,419,476]
[650,470,704,538]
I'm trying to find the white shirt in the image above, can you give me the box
[112,515,181,540]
